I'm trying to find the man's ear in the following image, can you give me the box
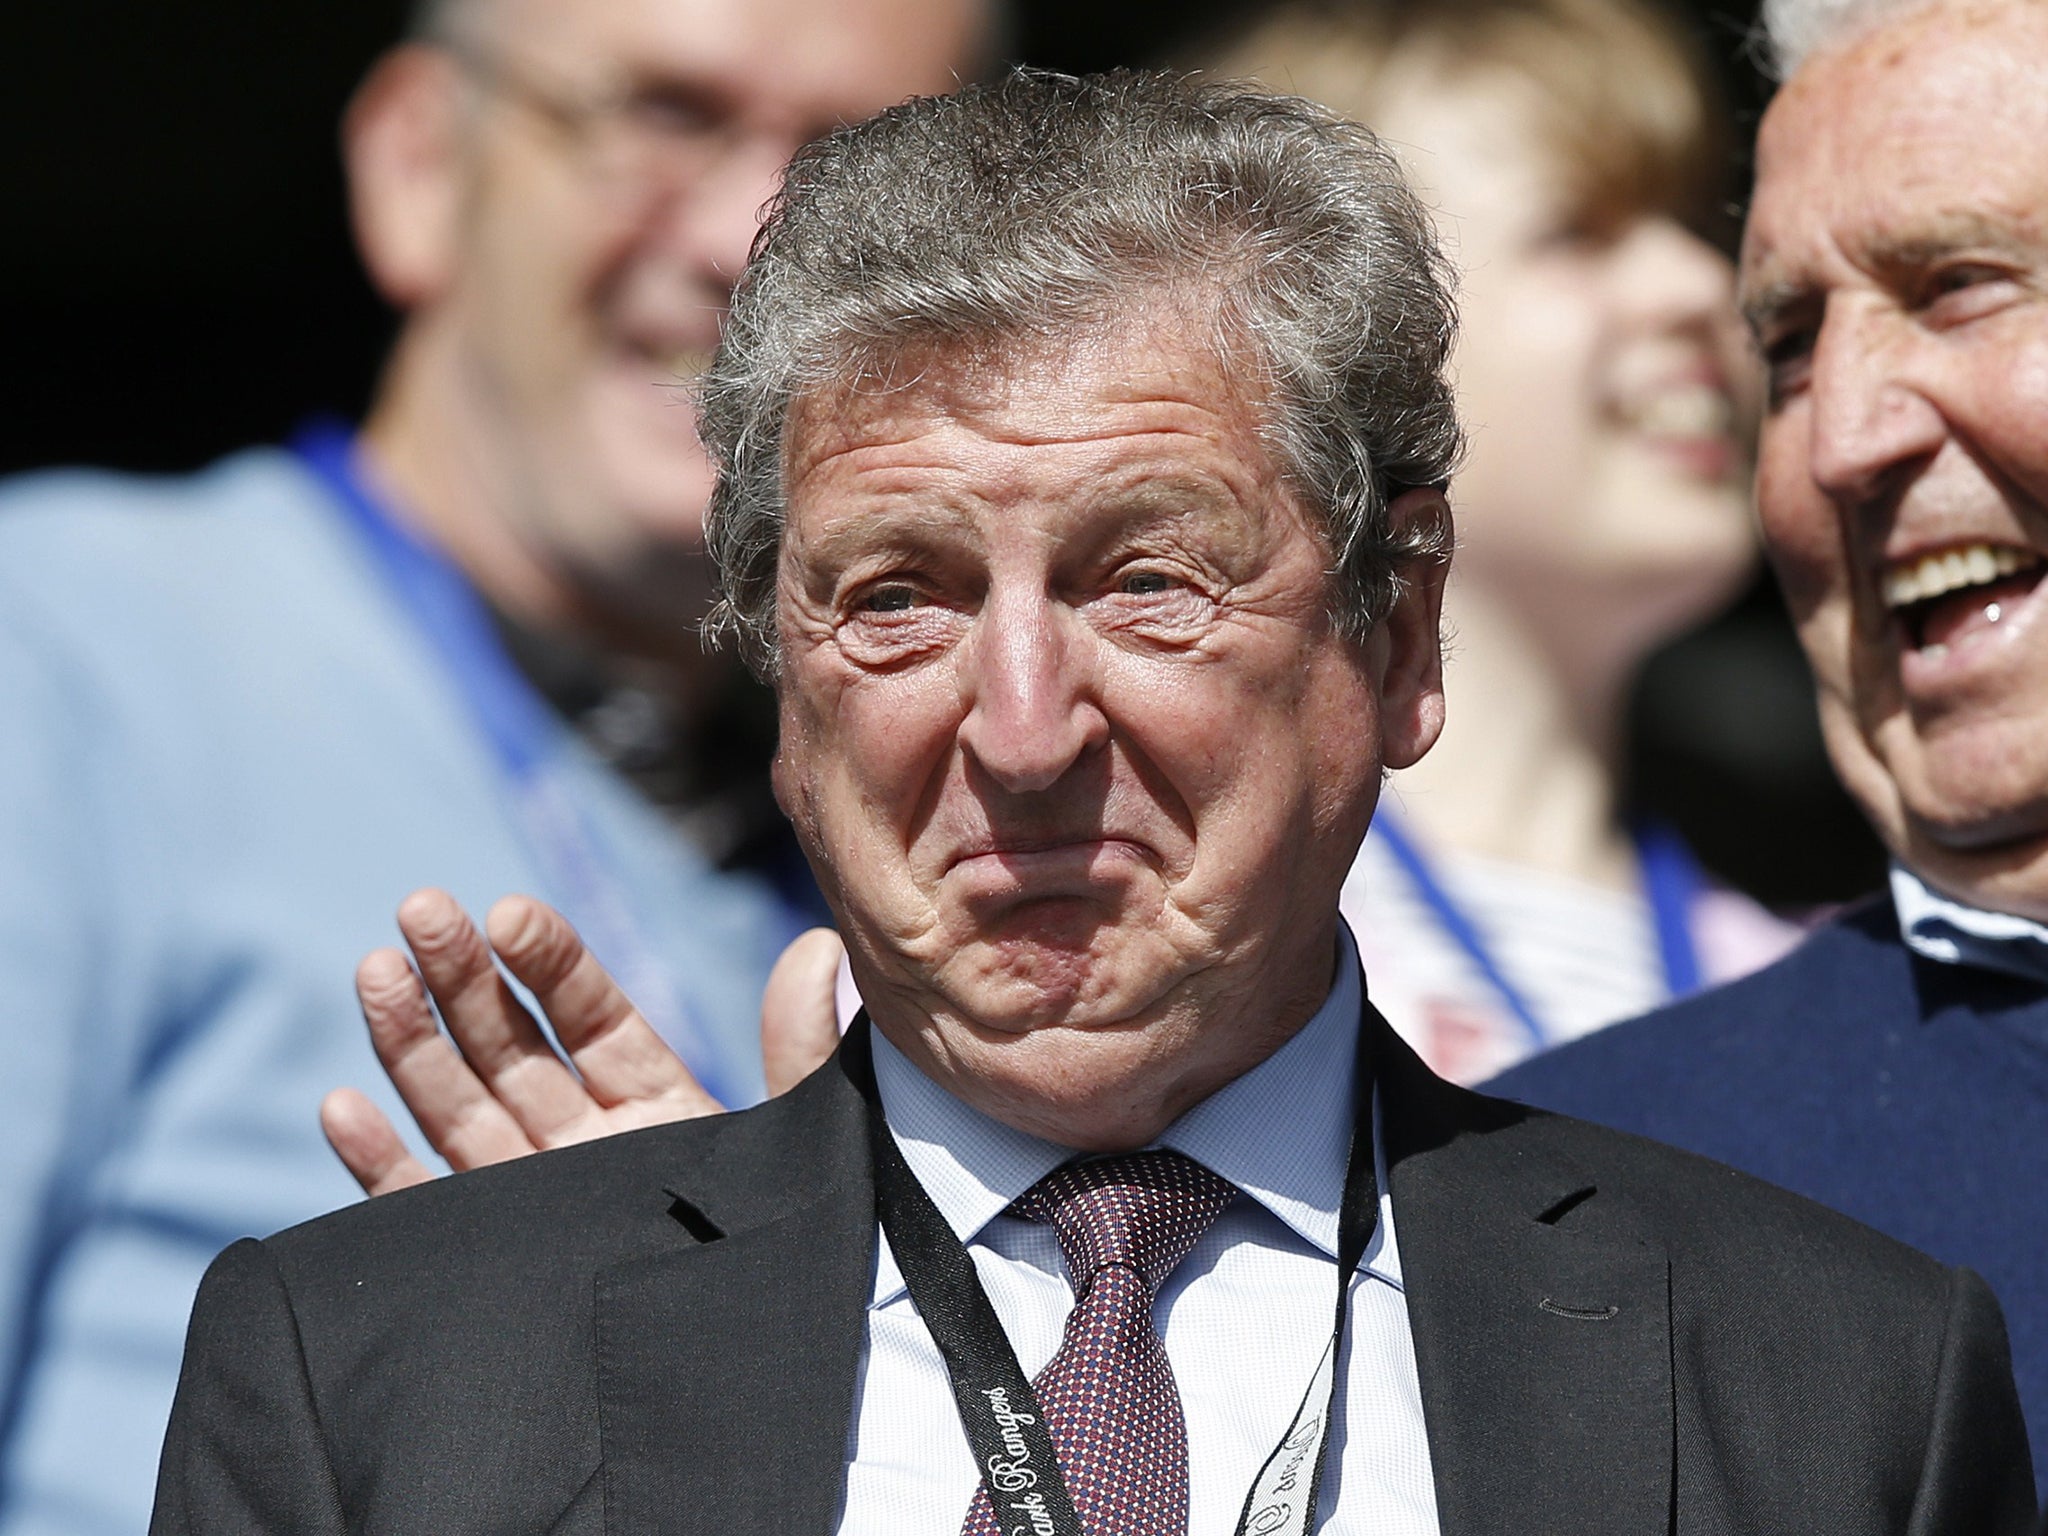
[1375,485,1452,773]
[343,46,470,311]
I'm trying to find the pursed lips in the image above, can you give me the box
[941,835,1158,887]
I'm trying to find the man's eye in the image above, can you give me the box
[1119,570,1179,596]
[1527,219,1613,257]
[1930,263,2006,296]
[1760,329,1815,405]
[859,584,922,613]
[623,87,721,141]
[1921,264,2023,324]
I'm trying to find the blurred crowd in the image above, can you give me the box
[2,0,2044,1530]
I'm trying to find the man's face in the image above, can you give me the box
[430,0,981,629]
[1741,0,2048,915]
[771,307,1449,1148]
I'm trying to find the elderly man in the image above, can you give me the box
[154,71,2032,1535]
[1490,0,2048,1472]
[0,0,985,1530]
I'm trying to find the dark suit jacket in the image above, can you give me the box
[151,1012,2035,1534]
[1491,897,2048,1477]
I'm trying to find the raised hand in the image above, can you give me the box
[322,889,844,1196]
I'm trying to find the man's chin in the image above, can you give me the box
[1899,805,2048,922]
[902,1019,1209,1153]
[923,977,1164,1040]
[1834,716,2048,912]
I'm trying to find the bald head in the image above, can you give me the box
[1760,0,2043,73]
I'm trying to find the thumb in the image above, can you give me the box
[761,928,847,1096]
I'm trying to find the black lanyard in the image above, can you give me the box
[841,997,1379,1536]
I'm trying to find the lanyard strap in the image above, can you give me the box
[1371,808,1704,1049]
[291,420,556,776]
[1633,819,1703,996]
[288,420,736,1105]
[841,1006,1379,1536]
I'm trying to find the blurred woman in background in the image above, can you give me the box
[1191,0,1800,1082]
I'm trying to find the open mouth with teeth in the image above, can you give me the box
[1620,384,1734,439]
[1883,542,2047,654]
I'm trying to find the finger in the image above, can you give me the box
[762,928,846,1096]
[395,888,556,1079]
[486,895,724,1124]
[396,889,624,1146]
[355,941,539,1171]
[320,1087,436,1197]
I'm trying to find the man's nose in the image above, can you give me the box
[956,594,1111,794]
[653,131,796,293]
[1805,305,1948,507]
[1612,217,1736,329]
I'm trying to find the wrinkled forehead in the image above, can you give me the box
[1740,0,2048,325]
[781,293,1268,481]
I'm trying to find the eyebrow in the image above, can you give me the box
[1739,275,1812,340]
[1903,203,2036,249]
[1742,210,2043,336]
[796,501,983,572]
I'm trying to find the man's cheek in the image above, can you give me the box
[772,685,838,833]
[1759,515,1846,630]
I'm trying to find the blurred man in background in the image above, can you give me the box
[0,0,989,1528]
[1496,0,2048,1473]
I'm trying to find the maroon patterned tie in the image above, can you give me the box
[959,1150,1237,1536]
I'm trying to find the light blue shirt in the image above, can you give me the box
[0,450,793,1536]
[838,927,1441,1535]
[1890,862,2048,983]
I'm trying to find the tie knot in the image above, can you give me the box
[1010,1150,1234,1296]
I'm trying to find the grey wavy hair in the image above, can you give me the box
[1758,0,1942,74]
[699,67,1464,678]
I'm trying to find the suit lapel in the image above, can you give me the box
[594,1058,877,1535]
[589,1002,1678,1533]
[1377,1017,1674,1536]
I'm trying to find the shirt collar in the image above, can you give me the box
[870,922,1398,1305]
[1891,862,2048,984]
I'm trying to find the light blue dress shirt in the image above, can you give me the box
[838,927,1441,1535]
[0,449,793,1536]
[1891,862,2048,983]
